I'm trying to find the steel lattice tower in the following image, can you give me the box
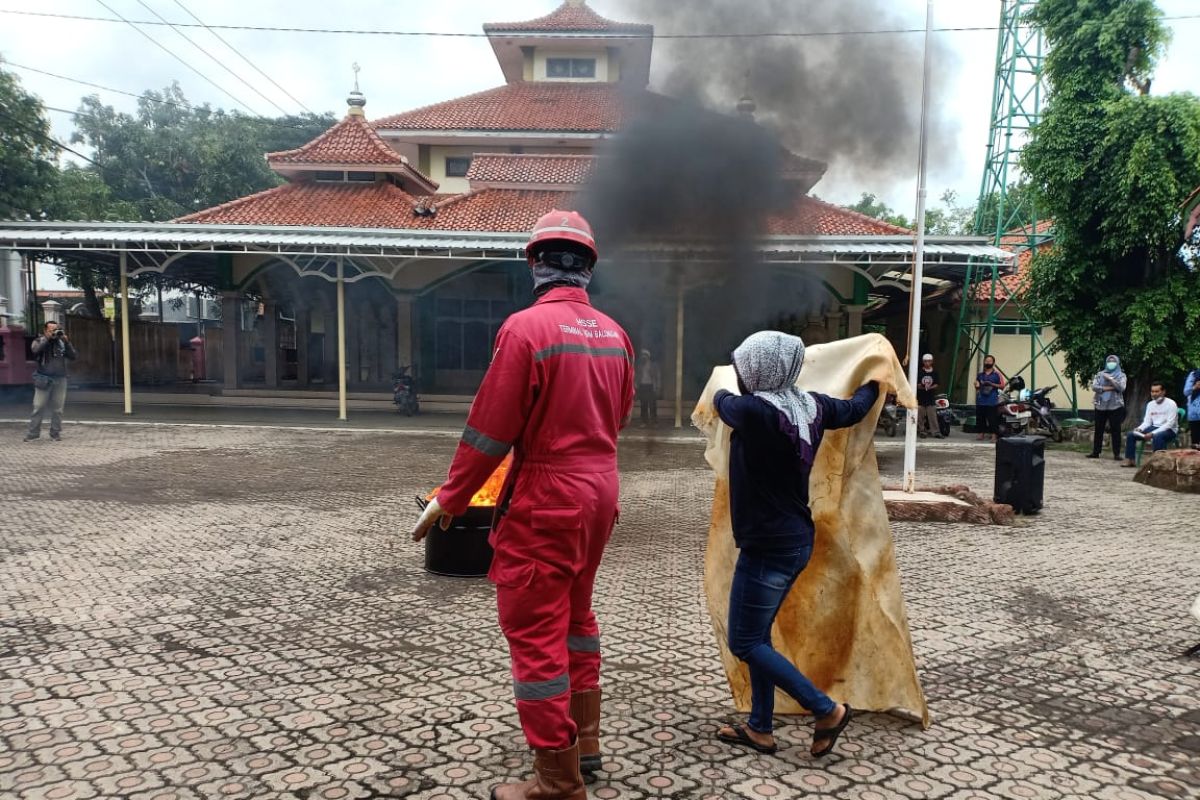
[949,0,1051,400]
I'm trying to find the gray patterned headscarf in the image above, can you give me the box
[732,331,818,445]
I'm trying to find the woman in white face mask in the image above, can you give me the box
[1087,354,1127,460]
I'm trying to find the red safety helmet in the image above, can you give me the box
[525,209,599,267]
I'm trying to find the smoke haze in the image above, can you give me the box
[612,0,960,191]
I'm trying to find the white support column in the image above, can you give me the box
[336,257,348,422]
[845,304,867,338]
[674,280,684,429]
[119,252,133,415]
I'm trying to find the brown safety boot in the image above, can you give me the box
[570,690,602,776]
[489,741,586,800]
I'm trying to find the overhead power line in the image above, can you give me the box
[4,60,193,111]
[92,0,262,116]
[171,0,314,115]
[4,60,330,141]
[4,7,1196,39]
[133,0,290,116]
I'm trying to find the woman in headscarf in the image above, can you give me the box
[1087,354,1127,460]
[711,331,878,759]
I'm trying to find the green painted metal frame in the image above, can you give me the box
[948,0,1075,409]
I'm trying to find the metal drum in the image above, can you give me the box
[416,496,495,577]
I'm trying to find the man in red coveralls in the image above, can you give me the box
[413,210,635,800]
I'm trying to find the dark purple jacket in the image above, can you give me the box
[714,382,878,551]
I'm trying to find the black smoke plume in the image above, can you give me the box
[610,0,958,189]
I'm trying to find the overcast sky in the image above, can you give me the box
[2,0,1199,215]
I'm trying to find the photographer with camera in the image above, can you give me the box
[24,321,78,442]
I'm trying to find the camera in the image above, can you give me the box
[52,329,65,339]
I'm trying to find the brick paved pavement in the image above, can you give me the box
[1,422,1197,800]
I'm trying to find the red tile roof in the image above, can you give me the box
[373,83,641,133]
[416,189,576,231]
[466,153,596,187]
[484,1,652,34]
[268,114,409,166]
[178,180,914,240]
[176,181,418,228]
[973,220,1056,302]
[767,195,914,236]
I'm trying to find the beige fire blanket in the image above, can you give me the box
[691,333,930,727]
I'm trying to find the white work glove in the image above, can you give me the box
[412,497,452,542]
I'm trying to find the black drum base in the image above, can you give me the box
[417,497,495,577]
[424,524,494,577]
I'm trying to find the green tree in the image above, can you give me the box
[0,65,58,219]
[845,189,976,234]
[1021,0,1200,402]
[69,84,333,220]
[845,192,911,229]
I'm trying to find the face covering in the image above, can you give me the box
[531,262,592,295]
[1105,362,1118,372]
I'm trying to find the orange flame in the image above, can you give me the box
[427,455,513,507]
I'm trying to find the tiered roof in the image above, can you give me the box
[373,82,638,133]
[466,154,596,188]
[483,0,653,35]
[176,1,890,243]
[266,112,438,194]
[177,182,419,228]
[179,180,912,239]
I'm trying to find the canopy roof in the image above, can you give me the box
[0,220,1013,293]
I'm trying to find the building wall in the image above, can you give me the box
[978,317,1082,410]
[428,145,484,195]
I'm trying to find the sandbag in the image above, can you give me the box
[691,333,930,727]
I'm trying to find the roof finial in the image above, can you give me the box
[566,0,587,7]
[347,62,366,116]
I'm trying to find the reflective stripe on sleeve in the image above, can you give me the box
[461,425,511,458]
[567,635,600,653]
[533,344,633,364]
[513,673,570,701]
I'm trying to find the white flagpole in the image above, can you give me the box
[903,0,935,494]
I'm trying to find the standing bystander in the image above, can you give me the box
[1087,355,1127,460]
[974,355,1004,442]
[24,320,77,442]
[916,353,940,438]
[1184,367,1200,450]
[637,348,661,424]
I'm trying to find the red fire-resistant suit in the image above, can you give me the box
[436,285,635,750]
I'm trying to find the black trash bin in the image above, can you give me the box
[416,496,495,577]
[994,435,1044,514]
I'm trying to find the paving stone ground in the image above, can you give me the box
[1,421,1197,800]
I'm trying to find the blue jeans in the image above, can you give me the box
[727,546,836,733]
[1125,428,1176,459]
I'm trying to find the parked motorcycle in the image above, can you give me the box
[998,376,1032,437]
[392,366,419,416]
[934,393,954,437]
[1026,385,1064,442]
[877,393,899,437]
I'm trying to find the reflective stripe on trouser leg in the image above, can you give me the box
[496,565,576,751]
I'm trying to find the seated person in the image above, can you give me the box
[1121,381,1179,467]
